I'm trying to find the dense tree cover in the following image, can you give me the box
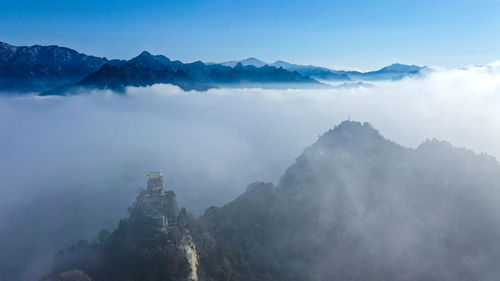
[47,190,195,281]
[48,121,500,281]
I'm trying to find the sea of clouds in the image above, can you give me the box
[2,62,500,213]
[1,61,500,280]
[2,62,500,211]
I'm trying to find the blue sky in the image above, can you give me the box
[1,0,500,69]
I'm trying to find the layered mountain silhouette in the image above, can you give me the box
[219,58,429,81]
[0,42,124,92]
[217,57,268,68]
[46,121,500,281]
[1,41,429,95]
[43,51,319,95]
[0,42,320,95]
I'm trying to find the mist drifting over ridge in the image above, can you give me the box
[2,61,500,213]
[1,61,500,280]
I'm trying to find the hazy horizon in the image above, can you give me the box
[2,1,500,280]
[2,0,500,69]
[1,39,495,72]
[2,60,500,280]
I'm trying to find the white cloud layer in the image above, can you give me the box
[2,61,500,281]
[1,61,500,214]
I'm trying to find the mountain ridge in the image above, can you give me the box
[46,120,500,281]
[0,42,324,95]
[1,41,430,94]
[41,51,321,95]
[0,41,125,93]
[217,58,430,81]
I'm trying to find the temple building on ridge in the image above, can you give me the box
[138,171,179,231]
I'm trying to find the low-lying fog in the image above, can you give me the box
[1,62,500,280]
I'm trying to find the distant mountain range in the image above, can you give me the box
[216,57,430,81]
[0,41,430,95]
[0,42,124,93]
[47,51,321,95]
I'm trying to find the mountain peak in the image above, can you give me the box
[0,41,18,62]
[131,51,172,63]
[332,120,378,136]
[219,57,267,68]
[271,60,293,68]
[274,60,288,64]
[137,50,153,57]
[313,120,385,149]
[0,41,15,48]
[239,57,267,67]
[128,51,171,68]
[379,63,423,73]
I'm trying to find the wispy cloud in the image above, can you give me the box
[2,61,500,280]
[3,62,500,211]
